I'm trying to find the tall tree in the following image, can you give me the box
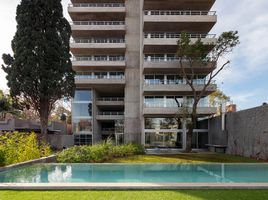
[2,0,74,141]
[176,31,239,152]
[209,89,231,115]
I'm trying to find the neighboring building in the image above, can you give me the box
[0,118,66,134]
[68,0,217,149]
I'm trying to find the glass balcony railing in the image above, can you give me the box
[73,56,125,62]
[69,3,125,8]
[144,79,216,85]
[71,38,125,44]
[144,97,211,108]
[144,10,216,16]
[144,54,179,62]
[144,33,216,39]
[98,112,124,116]
[98,97,124,101]
[70,21,125,26]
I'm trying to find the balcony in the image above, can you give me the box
[143,0,216,10]
[70,21,126,38]
[144,10,217,32]
[143,80,217,95]
[143,33,216,53]
[143,107,217,117]
[143,55,216,74]
[68,3,126,21]
[72,56,126,71]
[96,97,125,106]
[96,112,124,121]
[70,38,126,54]
[75,72,125,86]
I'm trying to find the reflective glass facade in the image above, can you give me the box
[72,90,93,135]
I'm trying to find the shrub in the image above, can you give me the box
[0,146,5,166]
[0,132,52,166]
[57,143,144,163]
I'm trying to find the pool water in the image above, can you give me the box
[1,163,268,183]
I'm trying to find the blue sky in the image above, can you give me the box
[0,0,267,110]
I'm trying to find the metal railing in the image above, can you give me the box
[144,33,216,39]
[144,10,216,16]
[71,38,125,44]
[144,55,179,61]
[144,79,216,85]
[69,3,125,8]
[73,56,125,62]
[70,21,125,26]
[98,97,124,101]
[75,75,125,80]
[98,112,124,116]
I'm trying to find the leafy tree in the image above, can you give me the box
[209,89,231,115]
[176,31,239,152]
[2,0,74,141]
[0,90,13,120]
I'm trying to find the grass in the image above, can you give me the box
[109,153,261,164]
[1,190,268,200]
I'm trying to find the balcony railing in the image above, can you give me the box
[144,33,216,39]
[71,38,125,44]
[99,112,124,115]
[144,79,216,85]
[98,97,124,101]
[144,97,211,108]
[75,75,125,80]
[73,56,125,61]
[69,3,125,8]
[144,10,216,16]
[70,21,125,26]
[144,55,179,62]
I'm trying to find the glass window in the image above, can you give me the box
[74,134,92,146]
[73,119,93,134]
[145,118,179,129]
[74,90,92,101]
[72,102,92,117]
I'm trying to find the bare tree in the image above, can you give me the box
[176,31,239,152]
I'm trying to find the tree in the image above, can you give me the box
[2,0,75,141]
[0,90,13,120]
[209,89,231,115]
[176,31,239,152]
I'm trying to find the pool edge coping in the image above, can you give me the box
[2,183,268,190]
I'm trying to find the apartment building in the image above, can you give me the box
[68,0,217,149]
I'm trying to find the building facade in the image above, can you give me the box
[68,0,217,149]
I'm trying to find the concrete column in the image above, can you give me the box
[124,0,142,144]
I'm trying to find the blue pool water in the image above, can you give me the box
[1,163,268,183]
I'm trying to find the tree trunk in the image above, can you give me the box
[185,104,198,152]
[39,102,50,142]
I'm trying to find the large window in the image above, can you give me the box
[72,90,93,135]
[74,90,92,102]
[145,118,180,129]
[74,134,92,146]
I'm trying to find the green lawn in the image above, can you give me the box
[109,153,261,164]
[1,190,268,200]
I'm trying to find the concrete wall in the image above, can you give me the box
[48,134,74,150]
[209,105,268,160]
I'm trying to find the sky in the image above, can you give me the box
[0,0,267,110]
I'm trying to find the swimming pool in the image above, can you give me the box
[1,163,268,183]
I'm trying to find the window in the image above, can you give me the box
[72,119,93,134]
[74,134,92,146]
[74,90,92,101]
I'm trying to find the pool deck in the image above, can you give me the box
[1,183,268,190]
